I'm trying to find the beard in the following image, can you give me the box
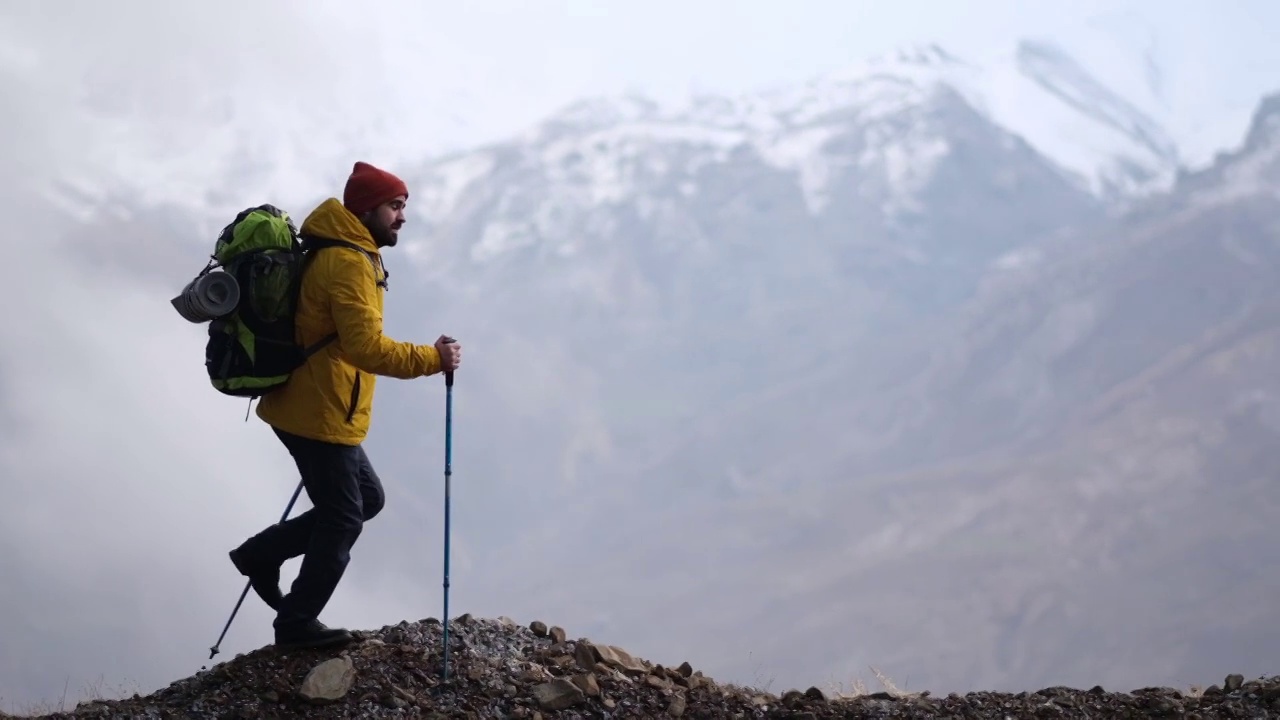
[363,215,400,247]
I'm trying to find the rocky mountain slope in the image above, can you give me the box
[10,615,1278,719]
[483,92,1280,694]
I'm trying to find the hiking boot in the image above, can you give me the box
[274,619,353,650]
[228,548,283,611]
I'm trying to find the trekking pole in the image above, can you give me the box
[441,340,456,681]
[208,478,305,660]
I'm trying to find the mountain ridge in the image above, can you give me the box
[403,35,1186,260]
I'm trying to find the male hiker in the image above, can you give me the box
[228,161,462,650]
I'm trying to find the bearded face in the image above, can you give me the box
[361,196,407,247]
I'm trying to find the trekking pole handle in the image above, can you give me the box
[441,335,456,387]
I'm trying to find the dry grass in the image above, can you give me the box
[825,665,922,700]
[1,675,142,718]
[714,650,777,697]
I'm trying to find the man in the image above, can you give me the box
[228,161,462,650]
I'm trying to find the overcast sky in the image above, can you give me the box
[2,0,1280,712]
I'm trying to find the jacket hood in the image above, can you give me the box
[299,198,379,253]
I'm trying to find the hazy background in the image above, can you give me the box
[3,0,1280,711]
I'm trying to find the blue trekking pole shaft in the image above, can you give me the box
[441,347,455,681]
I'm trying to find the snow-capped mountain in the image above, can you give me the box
[407,39,1179,251]
[397,38,1193,310]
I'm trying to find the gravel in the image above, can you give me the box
[15,614,1280,719]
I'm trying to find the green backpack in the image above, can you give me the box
[176,204,342,403]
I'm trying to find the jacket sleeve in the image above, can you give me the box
[326,250,442,379]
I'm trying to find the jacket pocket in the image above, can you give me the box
[345,371,362,424]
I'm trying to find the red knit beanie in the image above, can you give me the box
[343,161,409,216]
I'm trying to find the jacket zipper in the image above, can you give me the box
[345,371,361,423]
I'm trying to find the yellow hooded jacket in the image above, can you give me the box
[255,198,442,445]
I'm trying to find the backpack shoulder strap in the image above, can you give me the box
[300,235,389,290]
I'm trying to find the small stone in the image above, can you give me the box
[645,674,672,690]
[603,697,616,709]
[504,684,518,697]
[668,693,687,716]
[574,642,598,670]
[676,661,694,677]
[530,621,548,637]
[532,678,586,710]
[380,692,407,709]
[549,626,567,644]
[1225,674,1245,692]
[804,686,826,701]
[589,642,648,673]
[258,690,279,703]
[570,672,601,697]
[391,685,417,703]
[298,656,355,703]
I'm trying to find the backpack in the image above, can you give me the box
[176,203,348,406]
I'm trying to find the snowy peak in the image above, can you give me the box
[678,42,975,133]
[495,39,1184,212]
[528,95,664,138]
[409,39,1187,245]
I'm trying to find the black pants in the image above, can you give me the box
[234,427,385,630]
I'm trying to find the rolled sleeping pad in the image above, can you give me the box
[171,271,240,323]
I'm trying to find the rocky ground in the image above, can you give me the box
[9,615,1279,719]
